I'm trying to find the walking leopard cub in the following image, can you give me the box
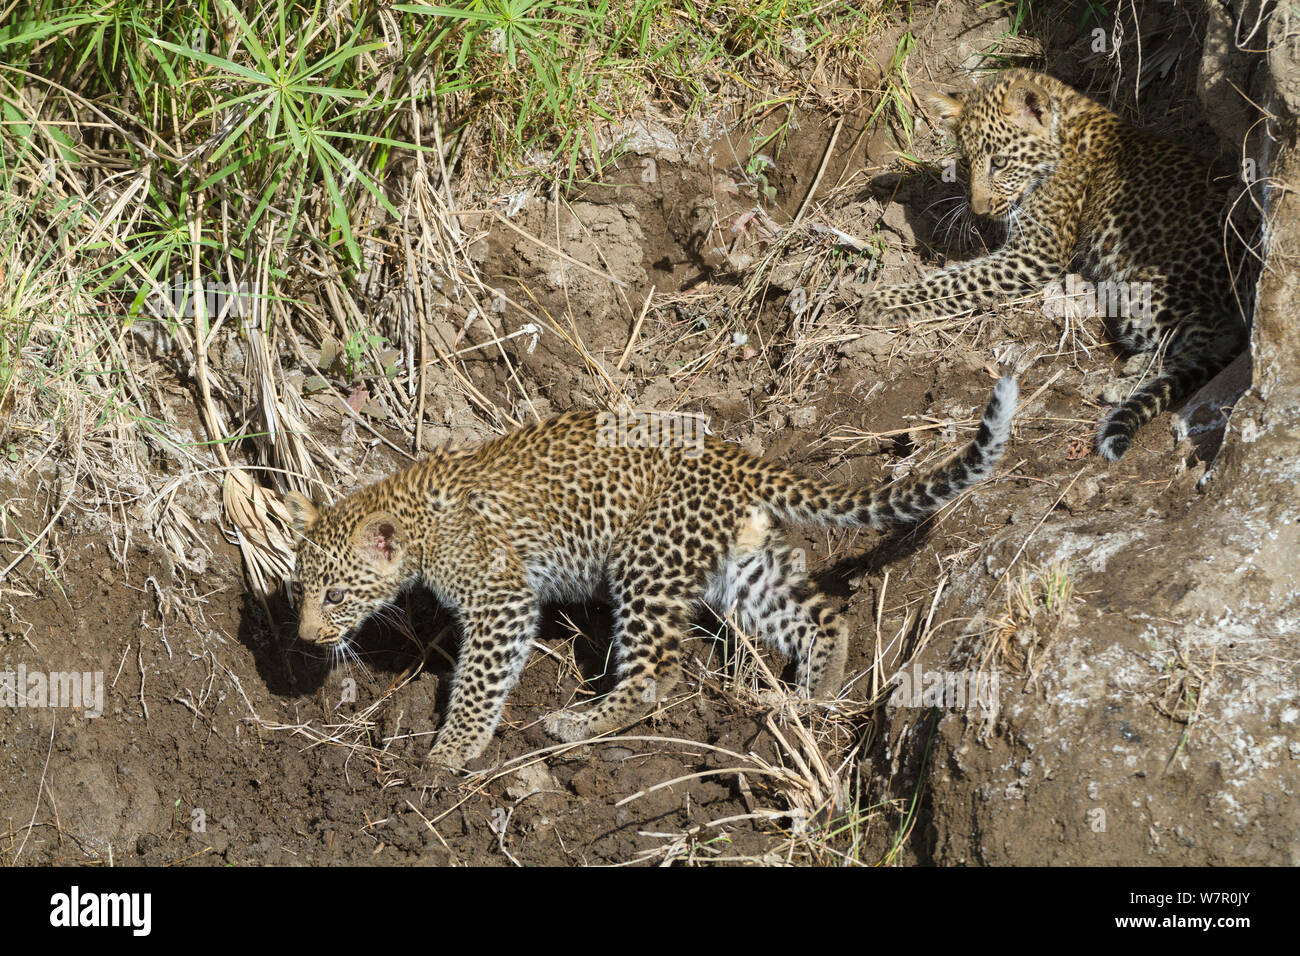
[285,378,1016,768]
[861,70,1246,460]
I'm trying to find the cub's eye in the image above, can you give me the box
[990,154,1008,171]
[325,588,346,605]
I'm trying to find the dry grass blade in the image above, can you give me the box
[223,469,294,595]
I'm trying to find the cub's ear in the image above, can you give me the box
[927,91,965,128]
[1003,79,1052,131]
[283,490,320,535]
[353,511,405,568]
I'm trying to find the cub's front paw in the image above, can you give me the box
[410,760,455,789]
[426,734,482,770]
[425,745,466,771]
[854,290,884,322]
[834,279,875,306]
[855,290,915,325]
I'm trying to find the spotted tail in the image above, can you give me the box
[759,377,1017,528]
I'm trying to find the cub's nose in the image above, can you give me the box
[297,618,338,646]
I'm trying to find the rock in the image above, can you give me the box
[839,329,896,363]
[881,202,916,248]
[504,761,558,800]
[1171,349,1251,443]
[1060,475,1101,514]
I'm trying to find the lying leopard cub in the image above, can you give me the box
[861,69,1246,460]
[285,378,1016,768]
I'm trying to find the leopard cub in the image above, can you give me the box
[286,378,1016,768]
[861,70,1247,460]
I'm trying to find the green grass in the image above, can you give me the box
[0,169,91,417]
[0,0,889,316]
[865,29,916,145]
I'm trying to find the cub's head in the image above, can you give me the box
[283,490,410,650]
[928,70,1063,219]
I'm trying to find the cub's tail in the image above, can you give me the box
[759,377,1017,528]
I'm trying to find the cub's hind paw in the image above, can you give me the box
[755,686,800,708]
[542,709,593,744]
[1099,377,1141,405]
[755,686,845,714]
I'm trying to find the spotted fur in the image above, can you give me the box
[285,377,1016,767]
[861,70,1247,460]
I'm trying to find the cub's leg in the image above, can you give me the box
[710,536,848,698]
[427,587,540,768]
[1097,311,1244,460]
[543,528,702,743]
[861,237,1066,324]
